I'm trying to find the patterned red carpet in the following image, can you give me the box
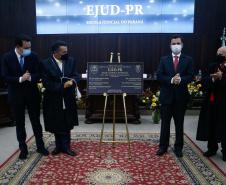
[0,132,225,184]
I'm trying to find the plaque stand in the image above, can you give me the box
[98,53,132,159]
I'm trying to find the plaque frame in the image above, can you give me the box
[87,62,144,95]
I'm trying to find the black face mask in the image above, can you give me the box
[216,54,226,64]
[60,53,68,61]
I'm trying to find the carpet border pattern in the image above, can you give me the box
[0,132,225,184]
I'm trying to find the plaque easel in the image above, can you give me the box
[98,52,132,159]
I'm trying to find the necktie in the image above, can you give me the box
[20,55,23,69]
[221,64,225,69]
[57,60,62,71]
[174,56,178,71]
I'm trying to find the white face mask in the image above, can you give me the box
[171,45,182,54]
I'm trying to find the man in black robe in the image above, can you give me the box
[41,41,80,156]
[197,46,226,162]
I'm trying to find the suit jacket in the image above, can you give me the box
[157,54,194,105]
[41,57,80,133]
[196,63,226,142]
[1,50,41,105]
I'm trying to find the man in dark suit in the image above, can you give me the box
[156,35,194,157]
[197,46,226,162]
[1,34,49,159]
[41,41,80,156]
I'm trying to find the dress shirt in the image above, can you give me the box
[53,55,62,71]
[171,53,181,84]
[53,55,66,109]
[220,62,226,69]
[15,48,31,83]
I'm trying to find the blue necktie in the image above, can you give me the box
[20,55,23,69]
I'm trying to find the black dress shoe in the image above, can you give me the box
[156,148,167,156]
[51,148,62,155]
[223,154,226,162]
[175,150,183,157]
[203,150,216,157]
[62,149,77,156]
[37,147,49,156]
[19,150,28,160]
[9,121,16,127]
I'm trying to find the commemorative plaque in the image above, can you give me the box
[87,62,143,95]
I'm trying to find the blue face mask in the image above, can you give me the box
[20,47,31,57]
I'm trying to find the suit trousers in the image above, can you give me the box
[11,102,44,151]
[207,140,226,154]
[54,110,71,150]
[159,102,187,151]
[207,103,226,154]
[54,131,71,150]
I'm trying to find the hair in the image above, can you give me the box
[169,34,183,43]
[15,34,31,47]
[51,40,67,53]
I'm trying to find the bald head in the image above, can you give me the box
[217,46,226,56]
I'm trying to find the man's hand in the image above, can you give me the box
[64,79,74,88]
[210,69,223,81]
[21,70,30,82]
[173,73,180,84]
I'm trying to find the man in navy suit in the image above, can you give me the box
[1,34,49,159]
[41,41,80,156]
[156,35,194,157]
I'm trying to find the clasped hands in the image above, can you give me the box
[173,73,180,85]
[210,69,223,81]
[22,70,30,82]
[64,79,74,88]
